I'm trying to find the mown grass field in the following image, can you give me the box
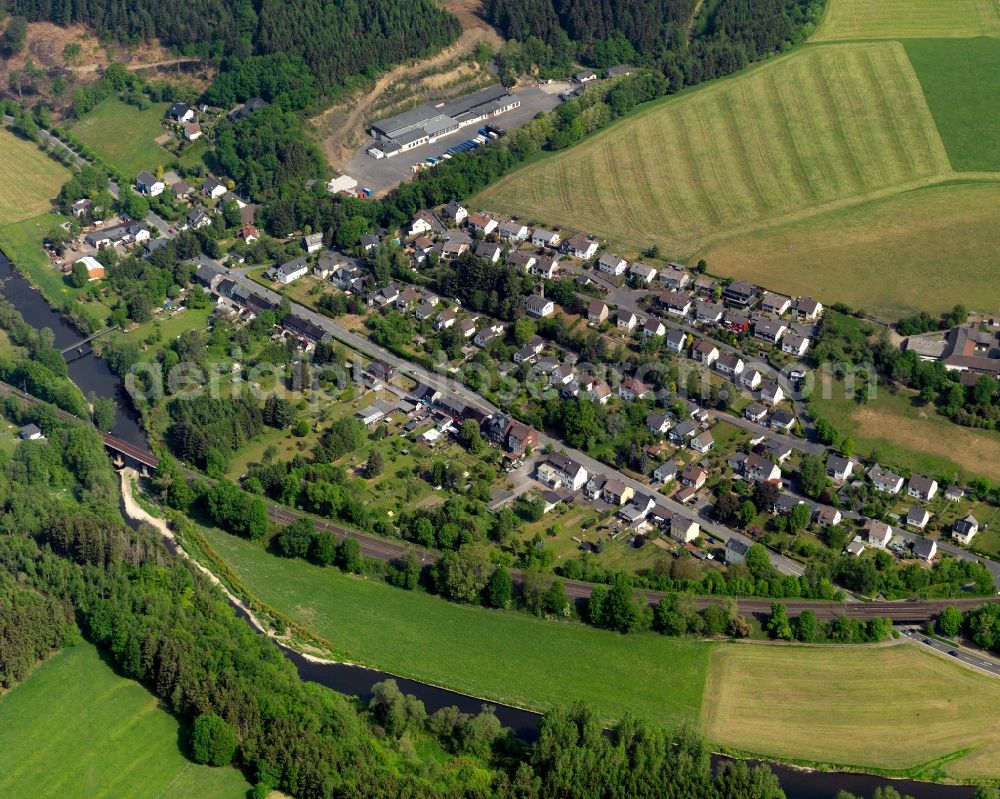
[0,129,70,225]
[702,643,1000,779]
[70,98,172,177]
[905,37,1000,171]
[696,182,1000,317]
[477,42,949,258]
[0,212,90,300]
[812,0,1000,41]
[197,523,710,726]
[809,378,1000,482]
[0,643,250,799]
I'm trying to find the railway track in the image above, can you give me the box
[5,381,998,623]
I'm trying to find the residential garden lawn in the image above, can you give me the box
[702,642,1000,780]
[809,378,1000,483]
[0,212,91,304]
[0,642,250,799]
[195,522,710,726]
[0,129,71,225]
[696,181,1000,318]
[812,0,1000,41]
[904,38,1000,171]
[70,98,172,177]
[476,42,950,258]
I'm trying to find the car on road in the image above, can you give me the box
[949,650,958,657]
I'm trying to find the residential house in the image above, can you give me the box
[754,318,788,345]
[868,464,904,494]
[658,264,690,290]
[760,381,784,406]
[499,416,538,455]
[475,241,502,263]
[953,514,980,545]
[907,475,939,502]
[365,360,395,385]
[574,70,597,83]
[435,307,458,330]
[689,430,714,454]
[270,257,309,285]
[913,537,937,562]
[84,222,150,249]
[167,102,194,123]
[459,318,478,339]
[715,353,744,378]
[394,286,420,311]
[171,181,193,200]
[596,252,628,276]
[864,519,894,548]
[945,485,966,502]
[906,506,932,531]
[693,276,717,296]
[741,369,764,391]
[409,210,445,236]
[187,209,212,230]
[529,256,559,279]
[725,538,750,565]
[695,302,725,325]
[468,212,498,235]
[136,171,165,197]
[603,479,634,506]
[71,198,93,218]
[525,294,555,318]
[549,362,575,387]
[793,297,823,321]
[691,340,720,366]
[585,474,608,500]
[845,539,866,557]
[587,300,609,323]
[646,412,671,436]
[670,420,698,445]
[629,262,657,285]
[202,177,228,200]
[605,64,633,78]
[498,220,529,241]
[744,402,768,423]
[764,439,793,462]
[183,122,202,141]
[665,329,688,354]
[760,292,791,316]
[241,225,260,244]
[724,310,751,333]
[282,314,325,343]
[773,492,803,515]
[722,280,758,306]
[656,290,693,317]
[826,454,854,481]
[442,201,468,225]
[673,485,699,504]
[617,309,638,332]
[653,460,678,484]
[680,465,707,489]
[590,381,612,405]
[474,325,503,348]
[769,410,796,432]
[18,423,44,440]
[360,233,382,253]
[537,452,589,491]
[193,261,226,290]
[507,251,537,272]
[670,514,700,544]
[744,452,781,483]
[618,377,649,400]
[815,506,842,527]
[440,240,469,259]
[563,233,598,260]
[531,228,560,248]
[781,333,810,357]
[643,318,667,339]
[303,232,324,253]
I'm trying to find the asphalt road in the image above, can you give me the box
[898,625,1000,678]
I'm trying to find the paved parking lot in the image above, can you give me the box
[342,85,568,195]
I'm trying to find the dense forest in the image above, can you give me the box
[7,0,461,95]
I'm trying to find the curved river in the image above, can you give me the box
[0,252,974,799]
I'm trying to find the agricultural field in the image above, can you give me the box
[0,129,70,225]
[702,643,1000,779]
[809,378,1000,483]
[70,98,172,177]
[196,522,710,726]
[696,182,1000,317]
[812,0,1000,41]
[905,37,1000,171]
[0,643,250,799]
[477,42,950,258]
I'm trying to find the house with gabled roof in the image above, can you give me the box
[597,252,628,276]
[826,454,854,481]
[531,228,560,248]
[468,212,498,235]
[507,250,536,271]
[760,291,791,316]
[907,475,938,502]
[643,318,667,339]
[781,333,810,357]
[696,302,725,325]
[723,280,758,306]
[691,340,719,366]
[793,297,823,321]
[715,353,744,377]
[656,290,693,317]
[629,262,657,285]
[498,220,529,240]
[443,201,468,224]
[658,264,690,290]
[526,293,554,318]
[953,514,980,545]
[563,233,598,260]
[665,328,688,354]
[906,506,932,531]
[619,377,650,400]
[617,309,638,332]
[588,300,609,323]
[868,464,904,494]
[754,318,788,345]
